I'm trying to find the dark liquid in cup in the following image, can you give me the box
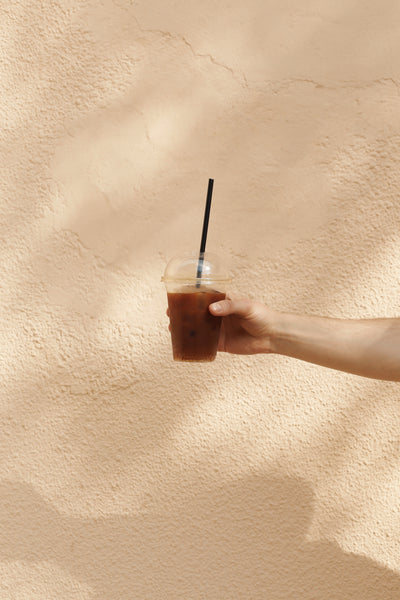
[167,288,226,361]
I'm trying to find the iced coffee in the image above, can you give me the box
[163,253,230,362]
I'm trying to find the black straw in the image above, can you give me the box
[196,178,214,284]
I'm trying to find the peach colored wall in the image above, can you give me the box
[1,1,400,598]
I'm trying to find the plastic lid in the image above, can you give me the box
[162,252,231,283]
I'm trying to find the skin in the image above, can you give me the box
[208,298,400,382]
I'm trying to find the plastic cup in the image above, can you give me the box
[162,252,231,362]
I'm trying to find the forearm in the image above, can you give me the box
[269,312,400,381]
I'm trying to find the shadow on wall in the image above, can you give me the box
[0,474,399,599]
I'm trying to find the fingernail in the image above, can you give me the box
[211,303,222,313]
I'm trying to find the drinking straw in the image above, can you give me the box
[196,178,214,285]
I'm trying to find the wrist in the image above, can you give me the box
[254,307,283,354]
[265,310,284,354]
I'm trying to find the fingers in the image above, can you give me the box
[168,298,254,318]
[209,297,253,318]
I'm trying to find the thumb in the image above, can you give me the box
[209,297,253,317]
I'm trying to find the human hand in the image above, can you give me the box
[209,297,276,355]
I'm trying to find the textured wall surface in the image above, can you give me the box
[1,1,400,598]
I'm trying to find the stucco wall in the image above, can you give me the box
[1,1,400,598]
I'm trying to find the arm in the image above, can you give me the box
[209,298,400,382]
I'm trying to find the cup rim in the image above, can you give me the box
[161,276,232,283]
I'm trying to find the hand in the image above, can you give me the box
[209,297,276,355]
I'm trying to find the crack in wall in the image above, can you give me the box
[253,77,400,94]
[132,15,248,89]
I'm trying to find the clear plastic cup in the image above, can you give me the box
[162,252,231,362]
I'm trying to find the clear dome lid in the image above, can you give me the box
[162,252,231,283]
